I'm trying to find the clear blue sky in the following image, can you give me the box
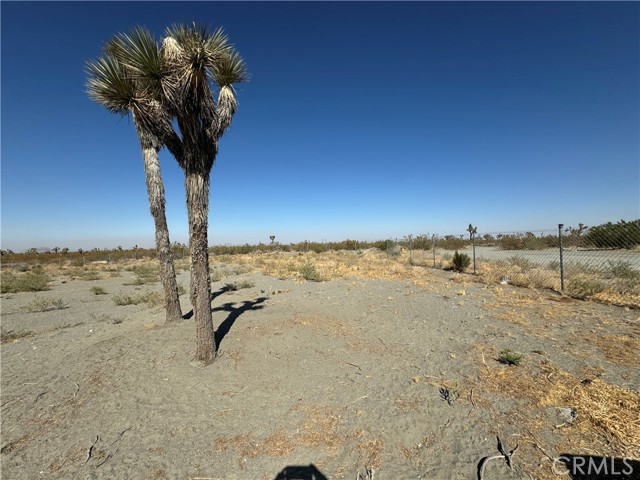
[1,1,639,251]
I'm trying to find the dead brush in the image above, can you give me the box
[474,349,640,459]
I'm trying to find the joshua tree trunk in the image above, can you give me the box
[185,171,216,363]
[137,124,183,322]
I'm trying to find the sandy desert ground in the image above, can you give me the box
[1,251,639,479]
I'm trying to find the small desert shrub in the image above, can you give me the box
[605,261,639,280]
[145,291,164,307]
[80,270,101,281]
[567,277,606,298]
[564,261,598,276]
[225,279,255,291]
[451,251,471,272]
[25,296,67,313]
[210,268,227,282]
[384,241,402,258]
[228,265,251,275]
[90,286,108,295]
[498,349,523,366]
[1,271,50,293]
[437,236,468,251]
[113,293,145,306]
[126,264,158,285]
[177,283,187,295]
[508,255,532,271]
[90,312,124,325]
[113,290,164,307]
[299,263,323,282]
[498,234,554,250]
[1,330,34,343]
[439,386,460,405]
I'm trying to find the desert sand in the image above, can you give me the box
[1,252,638,479]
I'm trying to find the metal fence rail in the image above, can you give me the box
[393,222,640,307]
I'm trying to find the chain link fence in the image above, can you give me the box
[389,222,640,308]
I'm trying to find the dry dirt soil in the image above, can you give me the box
[1,253,639,480]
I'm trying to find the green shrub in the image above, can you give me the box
[566,277,606,298]
[25,297,67,313]
[385,241,402,258]
[437,236,468,251]
[498,233,555,250]
[225,279,255,291]
[605,261,639,280]
[210,268,227,282]
[451,251,471,272]
[299,263,323,282]
[508,255,532,271]
[126,264,159,285]
[586,219,640,249]
[1,271,50,293]
[498,349,523,366]
[113,290,165,307]
[90,286,108,295]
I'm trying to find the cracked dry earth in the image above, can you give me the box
[1,263,638,479]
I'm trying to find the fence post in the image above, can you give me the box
[472,232,476,275]
[558,224,565,292]
[432,234,436,268]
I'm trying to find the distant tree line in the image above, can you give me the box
[3,220,637,264]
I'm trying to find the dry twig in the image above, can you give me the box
[477,436,519,480]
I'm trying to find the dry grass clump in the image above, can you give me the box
[581,334,640,366]
[0,329,34,343]
[24,296,67,312]
[294,404,344,450]
[476,261,559,291]
[475,348,640,459]
[212,430,295,458]
[1,270,50,293]
[232,250,433,284]
[211,405,344,461]
[112,290,163,307]
[355,438,384,469]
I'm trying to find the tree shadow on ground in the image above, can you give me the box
[182,286,230,320]
[273,464,328,480]
[213,297,267,348]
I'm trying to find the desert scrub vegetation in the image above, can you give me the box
[299,263,324,282]
[497,233,556,250]
[90,312,125,324]
[113,291,152,306]
[24,296,67,313]
[224,279,255,291]
[1,269,50,293]
[451,251,471,273]
[125,264,159,285]
[586,219,640,249]
[90,286,108,295]
[112,290,165,308]
[497,348,523,366]
[1,329,34,344]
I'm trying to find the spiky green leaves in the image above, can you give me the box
[109,27,165,100]
[213,51,248,87]
[87,22,247,165]
[86,55,136,115]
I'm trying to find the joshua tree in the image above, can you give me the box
[86,30,183,322]
[161,24,247,363]
[89,24,247,363]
